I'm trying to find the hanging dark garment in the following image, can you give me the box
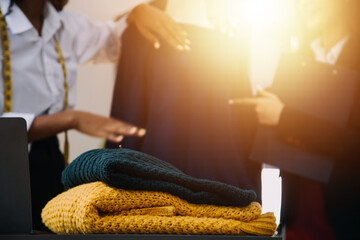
[107,24,261,200]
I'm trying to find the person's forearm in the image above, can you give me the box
[27,110,146,143]
[28,110,77,142]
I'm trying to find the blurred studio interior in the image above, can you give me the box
[1,0,360,239]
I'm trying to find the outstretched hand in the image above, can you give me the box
[127,4,191,51]
[73,111,146,143]
[28,110,145,143]
[229,88,285,126]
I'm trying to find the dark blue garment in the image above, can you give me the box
[62,148,256,207]
[107,24,261,201]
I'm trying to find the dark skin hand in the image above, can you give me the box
[229,88,285,126]
[28,110,146,143]
[17,0,191,50]
[126,3,191,51]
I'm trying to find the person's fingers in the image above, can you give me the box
[106,126,146,142]
[257,88,276,98]
[174,24,190,42]
[106,134,124,143]
[163,22,189,50]
[163,20,191,50]
[229,98,260,106]
[113,121,146,137]
[136,25,161,49]
[154,42,160,49]
[156,27,185,51]
[116,135,124,142]
[136,128,146,137]
[117,125,139,136]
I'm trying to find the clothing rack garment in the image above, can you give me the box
[106,24,261,200]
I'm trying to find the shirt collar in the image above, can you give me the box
[42,2,63,41]
[1,0,63,38]
[311,35,350,65]
[0,0,10,15]
[1,0,33,34]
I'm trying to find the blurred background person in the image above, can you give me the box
[231,0,360,239]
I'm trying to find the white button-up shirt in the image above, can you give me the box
[0,0,130,129]
[311,35,350,65]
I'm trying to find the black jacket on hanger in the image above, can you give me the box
[107,24,261,201]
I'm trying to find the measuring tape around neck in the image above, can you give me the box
[0,6,12,113]
[0,5,70,164]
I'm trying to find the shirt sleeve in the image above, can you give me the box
[276,106,360,166]
[62,0,152,64]
[0,112,35,131]
[60,11,123,64]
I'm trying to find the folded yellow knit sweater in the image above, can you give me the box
[42,182,277,235]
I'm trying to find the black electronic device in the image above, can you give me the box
[0,118,32,234]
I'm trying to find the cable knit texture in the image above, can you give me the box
[61,148,256,206]
[42,182,277,235]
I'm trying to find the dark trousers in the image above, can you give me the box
[28,136,64,231]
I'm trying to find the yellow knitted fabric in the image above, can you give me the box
[42,182,277,235]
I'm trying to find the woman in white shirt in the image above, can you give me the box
[0,0,189,231]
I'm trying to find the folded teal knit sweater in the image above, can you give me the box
[62,148,256,206]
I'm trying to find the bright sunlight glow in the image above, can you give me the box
[239,0,295,32]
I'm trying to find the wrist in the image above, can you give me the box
[64,110,79,130]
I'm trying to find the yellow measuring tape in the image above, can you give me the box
[0,7,11,113]
[54,35,70,166]
[0,5,69,165]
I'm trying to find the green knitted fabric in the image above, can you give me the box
[62,148,256,206]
